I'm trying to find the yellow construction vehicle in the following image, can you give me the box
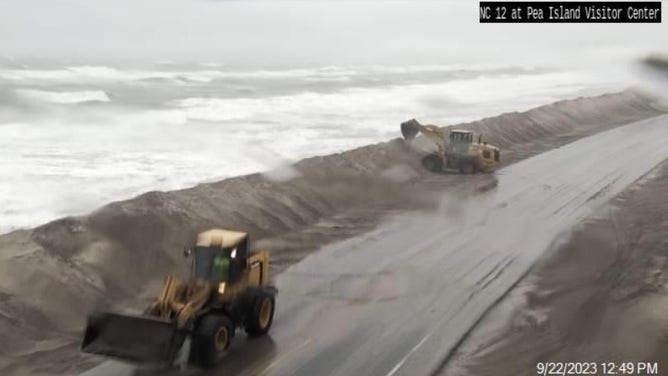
[401,119,500,173]
[81,229,277,367]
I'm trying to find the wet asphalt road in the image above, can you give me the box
[81,115,668,376]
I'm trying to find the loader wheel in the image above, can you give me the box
[421,154,443,173]
[245,293,275,337]
[193,314,233,366]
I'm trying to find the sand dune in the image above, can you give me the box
[0,90,664,375]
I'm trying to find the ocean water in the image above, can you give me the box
[0,62,633,234]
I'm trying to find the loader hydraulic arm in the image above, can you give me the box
[147,276,212,329]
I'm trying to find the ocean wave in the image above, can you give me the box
[0,64,628,235]
[173,70,611,123]
[0,64,525,85]
[15,89,110,104]
[0,65,356,83]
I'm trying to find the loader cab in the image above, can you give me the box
[450,130,473,144]
[190,229,249,285]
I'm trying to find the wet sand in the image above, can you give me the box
[443,161,668,376]
[0,91,664,375]
[80,104,668,376]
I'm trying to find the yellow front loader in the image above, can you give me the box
[81,229,277,367]
[401,119,500,173]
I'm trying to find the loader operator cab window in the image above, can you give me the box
[211,253,230,282]
[192,244,246,284]
[450,131,472,144]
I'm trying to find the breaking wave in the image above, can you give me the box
[0,63,635,234]
[15,89,110,104]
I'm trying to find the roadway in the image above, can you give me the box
[81,114,668,376]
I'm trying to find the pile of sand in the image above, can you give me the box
[0,90,664,375]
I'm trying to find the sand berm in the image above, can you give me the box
[0,90,665,375]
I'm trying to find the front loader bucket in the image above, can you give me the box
[400,119,421,140]
[81,312,186,365]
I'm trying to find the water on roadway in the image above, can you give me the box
[81,114,668,376]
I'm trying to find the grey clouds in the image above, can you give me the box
[0,1,666,67]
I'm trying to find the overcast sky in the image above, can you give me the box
[0,1,666,67]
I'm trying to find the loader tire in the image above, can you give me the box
[193,314,233,367]
[421,154,443,173]
[245,293,275,337]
